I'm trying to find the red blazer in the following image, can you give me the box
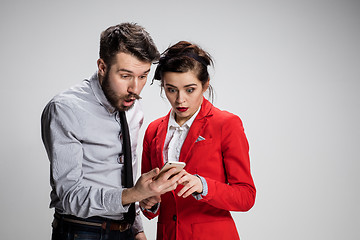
[142,98,256,240]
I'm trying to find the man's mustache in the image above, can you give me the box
[125,93,142,100]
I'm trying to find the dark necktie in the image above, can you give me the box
[119,111,135,225]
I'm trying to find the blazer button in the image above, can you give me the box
[172,215,177,221]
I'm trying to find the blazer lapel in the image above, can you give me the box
[179,98,213,163]
[179,118,207,163]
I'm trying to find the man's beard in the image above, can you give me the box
[101,71,141,112]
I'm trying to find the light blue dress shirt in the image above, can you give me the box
[41,72,144,233]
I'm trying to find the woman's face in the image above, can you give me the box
[163,71,208,126]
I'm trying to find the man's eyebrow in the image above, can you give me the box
[117,68,151,74]
[143,69,151,74]
[117,69,133,73]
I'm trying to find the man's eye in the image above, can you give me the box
[121,75,129,79]
[139,75,147,80]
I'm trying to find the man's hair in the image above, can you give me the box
[99,23,159,66]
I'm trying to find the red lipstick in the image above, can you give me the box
[177,107,188,112]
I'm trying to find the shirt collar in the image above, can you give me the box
[89,72,116,113]
[168,106,201,130]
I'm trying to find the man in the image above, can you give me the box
[41,23,182,240]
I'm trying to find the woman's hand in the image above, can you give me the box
[140,195,161,210]
[177,171,203,198]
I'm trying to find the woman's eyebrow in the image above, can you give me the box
[165,83,178,88]
[165,83,197,88]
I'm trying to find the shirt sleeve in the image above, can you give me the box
[41,101,129,218]
[192,174,208,200]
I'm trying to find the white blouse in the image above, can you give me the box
[163,107,201,163]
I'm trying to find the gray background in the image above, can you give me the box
[1,0,359,239]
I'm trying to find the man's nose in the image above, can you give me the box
[128,79,140,94]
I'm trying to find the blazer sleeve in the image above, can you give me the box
[200,114,256,212]
[141,122,161,220]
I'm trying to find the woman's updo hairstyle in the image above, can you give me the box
[153,41,214,95]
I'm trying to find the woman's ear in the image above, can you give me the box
[203,79,210,93]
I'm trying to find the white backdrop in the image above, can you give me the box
[1,0,359,239]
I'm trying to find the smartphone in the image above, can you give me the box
[154,161,186,180]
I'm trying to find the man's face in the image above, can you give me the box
[98,52,151,111]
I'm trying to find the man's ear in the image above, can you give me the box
[97,59,107,77]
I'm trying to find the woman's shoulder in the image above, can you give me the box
[210,105,243,124]
[202,98,242,123]
[148,115,168,128]
[147,117,165,128]
[208,107,245,136]
[144,115,168,137]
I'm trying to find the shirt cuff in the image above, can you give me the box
[192,174,208,200]
[104,188,130,214]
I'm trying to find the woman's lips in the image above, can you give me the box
[177,107,188,112]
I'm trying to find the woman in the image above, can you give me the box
[140,41,256,240]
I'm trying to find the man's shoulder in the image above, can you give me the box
[49,80,92,108]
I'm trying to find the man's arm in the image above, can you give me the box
[41,101,131,217]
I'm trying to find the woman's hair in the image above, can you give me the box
[99,22,160,66]
[153,41,214,100]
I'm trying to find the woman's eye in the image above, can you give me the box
[186,88,194,93]
[167,88,176,93]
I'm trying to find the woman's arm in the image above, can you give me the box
[199,114,256,211]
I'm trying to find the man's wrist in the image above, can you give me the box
[122,187,144,206]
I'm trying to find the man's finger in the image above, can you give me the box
[144,168,160,180]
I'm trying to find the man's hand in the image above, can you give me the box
[122,168,186,205]
[135,231,147,240]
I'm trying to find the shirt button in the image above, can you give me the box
[172,215,177,221]
[117,155,124,164]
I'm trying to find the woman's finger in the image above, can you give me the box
[177,183,192,197]
[182,185,197,198]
